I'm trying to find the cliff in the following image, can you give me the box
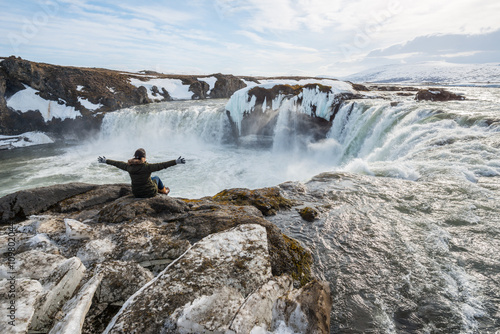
[0,184,331,334]
[225,80,363,141]
[0,57,255,136]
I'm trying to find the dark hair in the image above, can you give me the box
[134,148,146,159]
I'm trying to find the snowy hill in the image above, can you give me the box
[344,62,500,85]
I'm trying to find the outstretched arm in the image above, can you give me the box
[98,156,128,171]
[146,160,177,173]
[146,156,186,173]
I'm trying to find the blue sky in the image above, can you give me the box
[1,0,499,77]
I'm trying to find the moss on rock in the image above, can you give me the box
[280,235,313,287]
[212,187,294,216]
[298,206,319,222]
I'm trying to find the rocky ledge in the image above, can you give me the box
[0,56,256,136]
[415,88,465,101]
[0,183,331,334]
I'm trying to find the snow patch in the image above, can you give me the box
[78,97,103,111]
[6,85,81,122]
[129,78,193,100]
[76,85,84,92]
[197,76,218,94]
[345,61,500,84]
[0,131,54,149]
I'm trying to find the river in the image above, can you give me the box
[0,86,499,333]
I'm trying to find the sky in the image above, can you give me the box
[1,0,499,77]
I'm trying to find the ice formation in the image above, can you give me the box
[225,81,354,134]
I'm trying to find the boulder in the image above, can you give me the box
[65,218,94,240]
[98,195,189,224]
[209,73,248,99]
[0,278,43,334]
[212,187,294,216]
[55,184,131,214]
[271,280,332,334]
[298,206,320,221]
[0,183,98,224]
[30,257,87,331]
[95,261,154,304]
[229,275,294,333]
[415,88,465,101]
[48,273,103,334]
[16,233,61,255]
[76,238,116,265]
[104,224,272,334]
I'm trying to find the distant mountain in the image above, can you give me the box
[344,62,500,85]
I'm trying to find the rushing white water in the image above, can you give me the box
[1,86,500,333]
[1,87,500,197]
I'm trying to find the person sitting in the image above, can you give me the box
[97,148,185,198]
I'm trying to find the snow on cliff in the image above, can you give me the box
[129,78,193,100]
[225,80,354,134]
[6,85,82,122]
[345,62,500,85]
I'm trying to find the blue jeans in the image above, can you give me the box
[151,176,165,190]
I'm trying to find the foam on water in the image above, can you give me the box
[1,87,499,332]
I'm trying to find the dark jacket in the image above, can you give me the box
[106,159,177,198]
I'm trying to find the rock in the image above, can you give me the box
[33,215,65,234]
[212,187,294,216]
[0,278,43,334]
[65,218,93,240]
[104,224,272,334]
[229,275,293,333]
[105,220,190,270]
[0,250,67,280]
[76,238,116,265]
[209,73,248,99]
[415,88,465,101]
[226,83,356,140]
[298,206,319,221]
[271,280,332,334]
[17,233,61,255]
[30,257,87,331]
[169,286,245,333]
[55,184,131,214]
[0,182,327,333]
[95,261,154,304]
[79,262,154,333]
[0,183,98,224]
[48,273,103,334]
[370,85,419,92]
[98,195,189,224]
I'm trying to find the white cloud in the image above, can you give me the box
[2,0,500,77]
[237,30,318,52]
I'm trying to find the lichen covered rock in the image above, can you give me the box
[298,206,319,222]
[212,187,294,216]
[0,183,330,333]
[104,224,272,334]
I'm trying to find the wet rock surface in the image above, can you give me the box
[0,183,331,333]
[415,88,465,101]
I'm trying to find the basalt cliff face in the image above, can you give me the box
[0,57,256,136]
[0,57,365,140]
[0,183,331,334]
[0,56,465,145]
